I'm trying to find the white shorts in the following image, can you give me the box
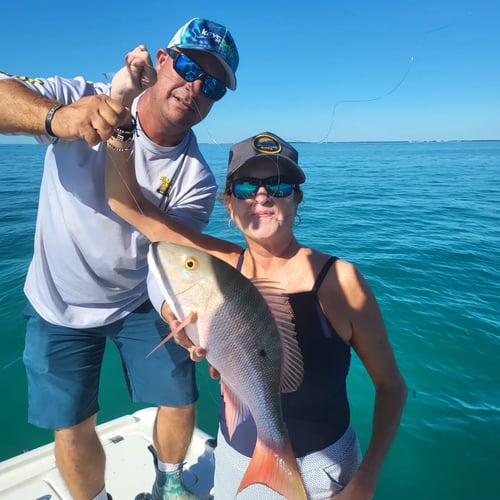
[213,426,362,499]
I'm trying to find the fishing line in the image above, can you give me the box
[106,140,182,251]
[108,147,223,413]
[104,54,220,244]
[106,52,225,145]
[106,146,149,216]
[317,55,415,143]
[315,18,459,144]
[191,97,223,146]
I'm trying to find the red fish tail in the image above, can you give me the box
[237,437,307,500]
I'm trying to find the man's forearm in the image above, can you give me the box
[0,79,57,135]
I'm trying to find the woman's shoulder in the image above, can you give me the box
[299,247,353,273]
[303,248,365,295]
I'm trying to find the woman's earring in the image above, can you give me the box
[294,213,302,226]
[228,217,235,230]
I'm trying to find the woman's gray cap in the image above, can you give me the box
[227,132,306,183]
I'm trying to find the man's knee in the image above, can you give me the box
[157,404,195,419]
[55,413,98,446]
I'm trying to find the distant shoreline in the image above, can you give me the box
[1,139,499,146]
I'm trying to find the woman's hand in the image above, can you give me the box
[111,44,157,109]
[160,301,207,362]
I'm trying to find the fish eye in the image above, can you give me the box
[184,257,198,271]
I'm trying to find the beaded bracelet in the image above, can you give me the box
[45,103,65,137]
[107,135,133,152]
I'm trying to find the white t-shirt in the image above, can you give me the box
[10,75,217,328]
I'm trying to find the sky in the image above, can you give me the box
[1,0,499,144]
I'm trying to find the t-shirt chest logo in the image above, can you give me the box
[157,176,172,196]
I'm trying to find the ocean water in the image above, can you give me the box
[0,141,498,499]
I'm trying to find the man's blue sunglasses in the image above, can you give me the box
[230,176,298,199]
[166,47,227,101]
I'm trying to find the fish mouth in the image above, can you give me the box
[174,277,205,299]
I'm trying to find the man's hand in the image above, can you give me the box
[49,94,130,146]
[57,45,155,145]
[111,45,157,109]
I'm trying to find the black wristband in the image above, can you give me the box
[45,103,65,137]
[112,126,135,142]
[112,118,136,141]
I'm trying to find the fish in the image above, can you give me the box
[147,241,307,499]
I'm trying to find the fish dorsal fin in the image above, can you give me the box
[221,381,251,440]
[251,279,304,393]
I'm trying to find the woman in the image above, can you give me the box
[106,130,407,499]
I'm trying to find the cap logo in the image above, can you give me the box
[252,134,282,155]
[200,28,222,45]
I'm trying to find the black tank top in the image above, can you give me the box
[219,254,351,457]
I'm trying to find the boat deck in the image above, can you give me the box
[0,407,215,499]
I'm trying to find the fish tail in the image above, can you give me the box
[237,437,307,500]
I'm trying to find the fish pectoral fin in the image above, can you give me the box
[237,437,307,500]
[221,381,250,441]
[145,311,198,359]
[145,333,174,359]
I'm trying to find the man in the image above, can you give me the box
[0,17,239,500]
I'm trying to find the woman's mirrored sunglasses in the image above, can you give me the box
[230,176,298,200]
[166,47,227,101]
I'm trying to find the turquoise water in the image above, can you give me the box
[0,141,498,499]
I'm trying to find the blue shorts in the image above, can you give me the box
[23,301,197,429]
